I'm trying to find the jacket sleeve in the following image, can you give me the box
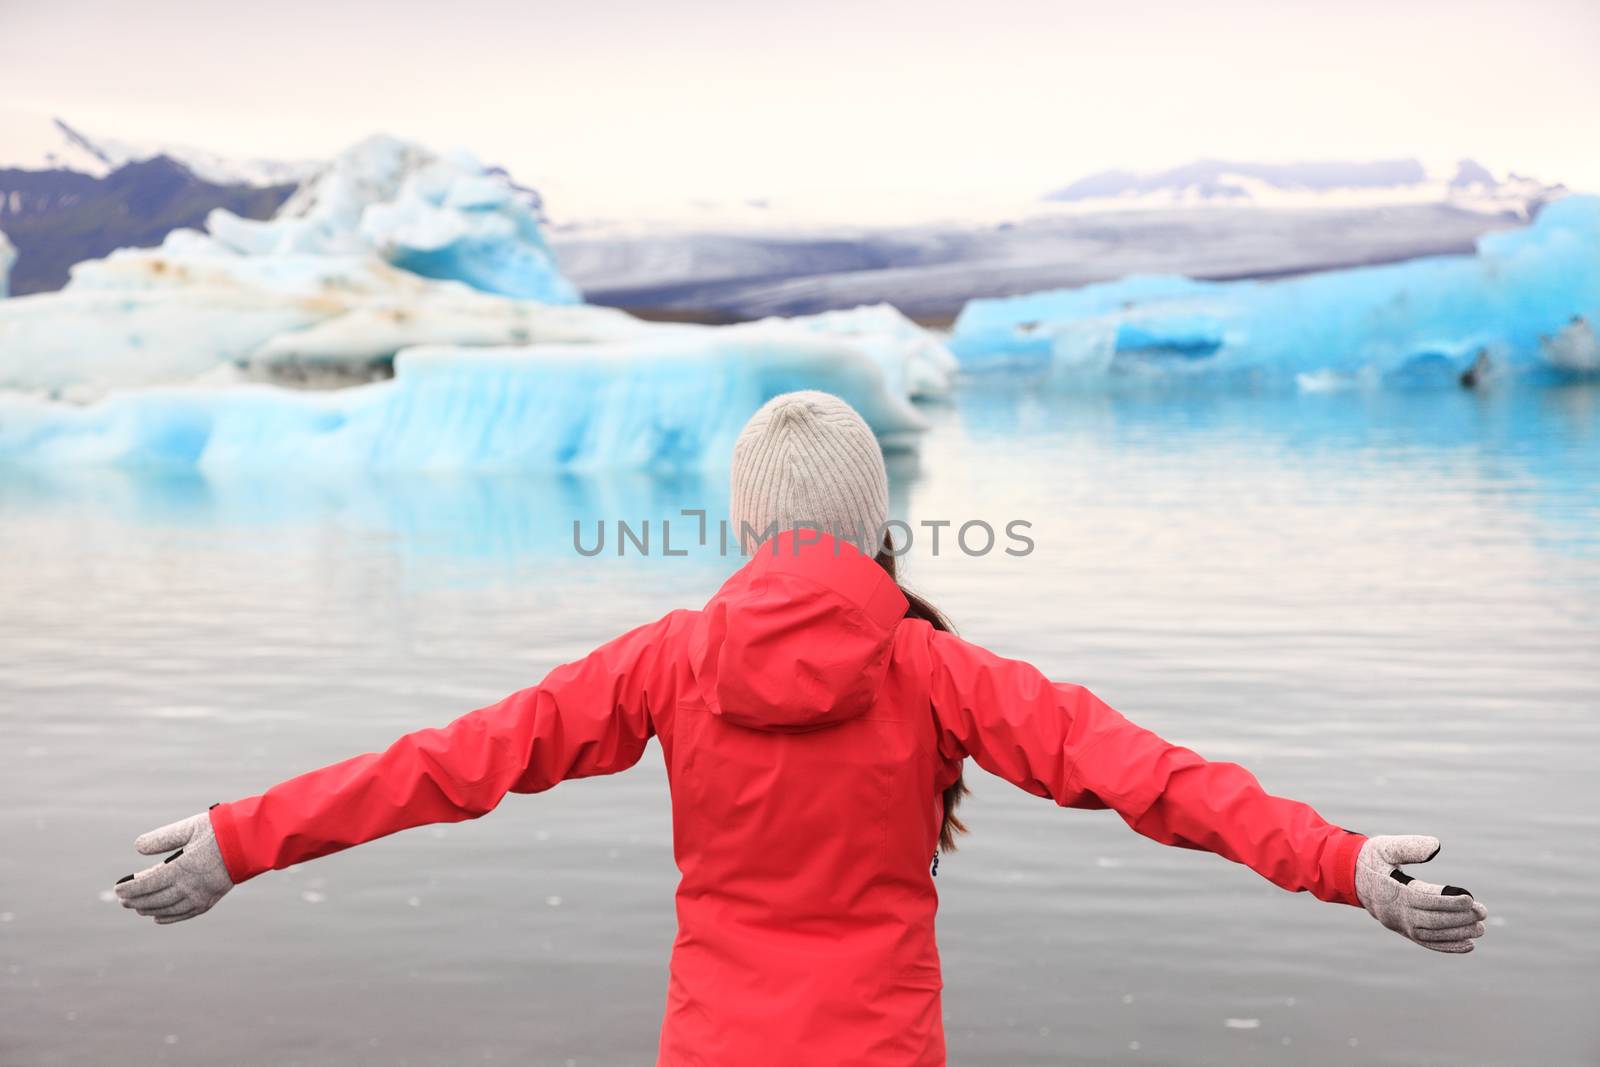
[209,612,683,883]
[925,630,1365,905]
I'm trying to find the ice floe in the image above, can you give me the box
[949,195,1600,387]
[0,136,942,469]
[0,328,926,471]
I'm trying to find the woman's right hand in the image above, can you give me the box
[113,811,234,924]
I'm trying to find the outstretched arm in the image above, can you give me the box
[924,629,1486,949]
[926,628,1363,902]
[115,611,684,921]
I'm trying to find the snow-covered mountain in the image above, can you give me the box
[1041,158,1560,217]
[0,112,1571,319]
[0,112,303,295]
[0,110,318,186]
[550,158,1567,318]
[552,158,1561,239]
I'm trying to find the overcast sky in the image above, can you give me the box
[3,0,1597,217]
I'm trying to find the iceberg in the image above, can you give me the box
[204,135,580,304]
[0,328,926,471]
[0,238,639,398]
[0,233,942,462]
[1541,316,1599,376]
[0,227,13,299]
[948,195,1600,386]
[0,133,601,397]
[761,303,959,399]
[948,276,1218,362]
[0,129,958,472]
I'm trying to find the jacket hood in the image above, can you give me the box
[689,531,909,732]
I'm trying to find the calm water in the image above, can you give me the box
[2,381,1598,1066]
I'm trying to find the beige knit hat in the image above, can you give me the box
[730,391,889,553]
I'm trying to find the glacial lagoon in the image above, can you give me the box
[2,379,1596,1065]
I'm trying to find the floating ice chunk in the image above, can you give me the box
[0,328,925,471]
[0,200,941,456]
[1224,1018,1261,1030]
[1295,370,1361,393]
[1542,316,1599,375]
[951,196,1600,386]
[0,133,952,474]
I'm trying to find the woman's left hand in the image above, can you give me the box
[1355,835,1488,953]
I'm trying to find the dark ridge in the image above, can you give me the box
[0,157,295,295]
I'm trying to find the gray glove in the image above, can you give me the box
[113,811,234,924]
[1355,835,1487,953]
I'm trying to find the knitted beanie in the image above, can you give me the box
[729,391,889,553]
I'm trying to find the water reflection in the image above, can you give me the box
[3,382,1594,561]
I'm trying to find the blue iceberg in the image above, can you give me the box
[0,133,952,471]
[948,276,1219,362]
[206,136,581,304]
[948,195,1600,386]
[0,135,605,398]
[0,328,927,471]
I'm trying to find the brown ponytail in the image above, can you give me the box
[874,539,970,852]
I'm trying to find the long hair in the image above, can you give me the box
[874,539,970,852]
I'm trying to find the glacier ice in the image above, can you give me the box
[948,195,1600,386]
[761,304,958,399]
[0,227,13,299]
[0,249,938,473]
[0,229,941,466]
[0,329,926,471]
[0,133,602,396]
[0,239,638,397]
[948,276,1219,362]
[204,135,580,304]
[0,238,933,468]
[0,129,955,472]
[1541,316,1599,376]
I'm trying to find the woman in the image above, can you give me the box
[114,391,1487,1066]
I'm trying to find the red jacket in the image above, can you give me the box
[210,531,1365,1066]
